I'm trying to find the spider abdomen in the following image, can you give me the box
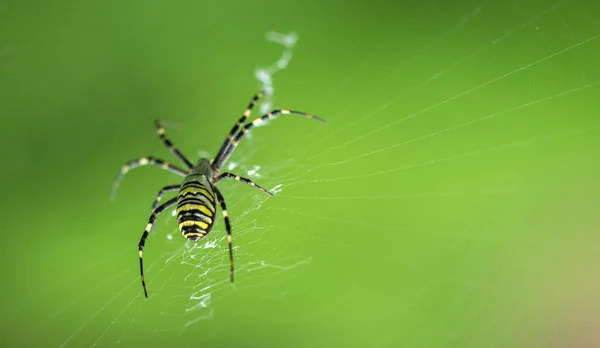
[176,175,216,242]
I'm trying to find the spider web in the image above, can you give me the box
[6,1,600,347]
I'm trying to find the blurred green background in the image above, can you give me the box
[1,0,600,347]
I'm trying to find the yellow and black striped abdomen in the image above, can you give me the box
[176,175,216,242]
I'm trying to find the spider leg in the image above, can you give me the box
[216,172,273,196]
[139,196,178,298]
[212,109,325,173]
[111,157,187,200]
[212,92,264,169]
[151,185,181,211]
[154,120,194,169]
[212,186,234,283]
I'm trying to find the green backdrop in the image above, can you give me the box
[2,0,600,347]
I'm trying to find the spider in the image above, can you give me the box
[112,91,325,298]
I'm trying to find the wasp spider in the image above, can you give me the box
[112,92,325,298]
